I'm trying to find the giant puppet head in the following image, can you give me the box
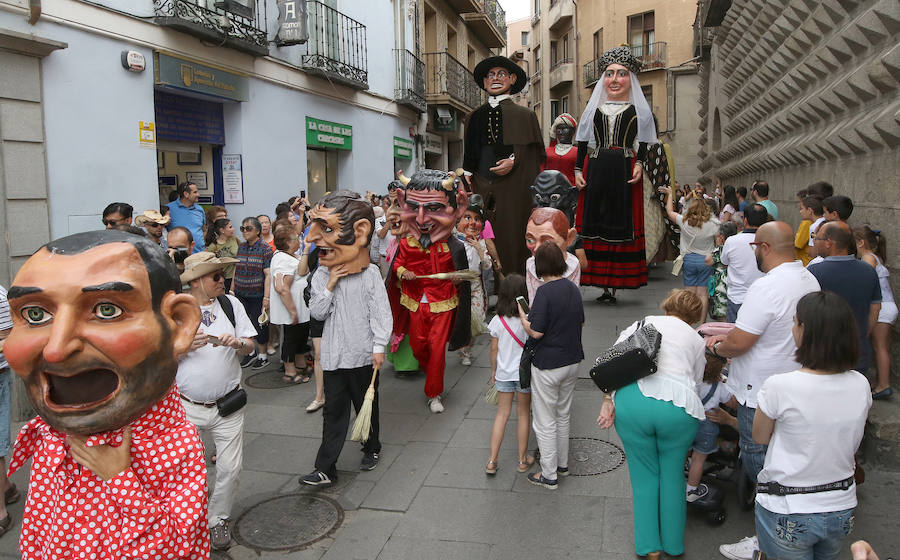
[3,230,201,435]
[305,190,375,273]
[473,56,528,96]
[530,170,579,225]
[525,207,576,256]
[396,169,468,249]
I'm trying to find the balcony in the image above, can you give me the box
[302,1,368,90]
[153,0,268,56]
[548,0,574,31]
[394,49,426,113]
[531,9,540,27]
[461,0,506,49]
[445,0,481,13]
[531,59,542,83]
[549,58,574,90]
[583,41,668,87]
[424,51,485,115]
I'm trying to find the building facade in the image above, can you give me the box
[419,0,505,171]
[528,0,578,137]
[577,0,700,184]
[0,0,428,286]
[504,16,530,108]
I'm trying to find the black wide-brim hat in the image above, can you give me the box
[473,56,528,95]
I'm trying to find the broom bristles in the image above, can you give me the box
[350,369,379,443]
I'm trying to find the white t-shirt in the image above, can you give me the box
[488,314,526,382]
[806,256,823,268]
[755,369,871,514]
[370,216,388,260]
[269,251,309,325]
[808,216,826,247]
[675,214,719,256]
[727,261,820,407]
[720,230,764,303]
[177,294,257,402]
[699,381,732,412]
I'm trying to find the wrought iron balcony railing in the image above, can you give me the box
[424,51,484,112]
[583,41,668,87]
[395,49,426,113]
[483,0,506,38]
[153,0,268,56]
[302,0,368,90]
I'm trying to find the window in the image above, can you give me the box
[550,41,558,66]
[533,79,542,103]
[628,11,655,53]
[561,96,569,115]
[521,31,529,46]
[561,33,569,61]
[641,85,653,112]
[550,99,560,122]
[593,29,604,59]
[533,45,541,72]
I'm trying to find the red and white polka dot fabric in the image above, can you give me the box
[8,386,210,559]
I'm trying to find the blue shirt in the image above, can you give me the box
[166,199,206,252]
[528,278,584,370]
[758,199,779,220]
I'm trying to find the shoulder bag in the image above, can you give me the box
[671,227,699,276]
[589,319,662,393]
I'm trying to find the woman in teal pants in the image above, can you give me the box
[598,290,708,559]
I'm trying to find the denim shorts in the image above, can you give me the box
[0,371,11,458]
[755,504,854,560]
[692,418,720,454]
[683,253,713,287]
[495,379,530,393]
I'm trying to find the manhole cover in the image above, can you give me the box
[234,493,344,551]
[567,437,625,476]
[245,369,295,389]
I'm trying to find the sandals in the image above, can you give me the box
[517,455,536,473]
[0,514,12,537]
[5,484,20,505]
[282,374,306,384]
[485,459,498,475]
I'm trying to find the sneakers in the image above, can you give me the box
[300,470,334,487]
[360,452,379,471]
[459,349,472,366]
[719,535,758,560]
[687,483,710,503]
[428,396,444,413]
[240,352,257,368]
[527,472,558,490]
[250,356,269,370]
[210,520,232,550]
[556,466,570,477]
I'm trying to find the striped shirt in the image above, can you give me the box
[0,285,12,369]
[233,240,273,297]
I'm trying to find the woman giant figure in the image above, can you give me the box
[574,46,658,303]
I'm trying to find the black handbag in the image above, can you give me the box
[518,338,537,389]
[216,386,248,417]
[589,319,662,393]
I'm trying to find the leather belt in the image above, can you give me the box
[180,394,217,408]
[756,476,855,496]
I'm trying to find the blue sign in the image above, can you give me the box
[154,90,225,145]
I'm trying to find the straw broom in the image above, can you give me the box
[351,366,380,443]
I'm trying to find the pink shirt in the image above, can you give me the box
[480,220,495,240]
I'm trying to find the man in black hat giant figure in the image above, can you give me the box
[462,56,544,276]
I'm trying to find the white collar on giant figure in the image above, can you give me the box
[488,94,512,108]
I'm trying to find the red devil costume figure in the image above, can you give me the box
[389,170,471,413]
[3,230,208,559]
[463,56,545,276]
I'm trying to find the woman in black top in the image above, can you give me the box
[519,242,584,489]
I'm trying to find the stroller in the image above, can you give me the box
[685,322,757,525]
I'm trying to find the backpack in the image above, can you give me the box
[216,295,236,327]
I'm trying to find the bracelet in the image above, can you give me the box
[712,341,722,358]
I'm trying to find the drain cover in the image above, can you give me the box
[567,437,626,476]
[234,493,344,551]
[245,369,296,389]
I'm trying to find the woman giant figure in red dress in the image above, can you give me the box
[574,46,658,304]
[541,113,585,187]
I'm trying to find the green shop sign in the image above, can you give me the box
[393,136,413,159]
[306,117,352,150]
[154,52,249,102]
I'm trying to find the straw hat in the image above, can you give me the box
[134,210,170,227]
[180,252,238,284]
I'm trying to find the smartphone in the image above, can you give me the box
[206,335,222,346]
[516,296,530,314]
[300,189,306,199]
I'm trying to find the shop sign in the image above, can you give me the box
[138,121,155,148]
[223,154,244,204]
[306,117,352,150]
[393,136,414,160]
[122,50,146,73]
[275,0,309,46]
[154,52,249,102]
[425,132,442,155]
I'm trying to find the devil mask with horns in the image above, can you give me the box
[395,169,468,249]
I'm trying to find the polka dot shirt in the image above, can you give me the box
[8,386,210,559]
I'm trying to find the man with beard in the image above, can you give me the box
[300,191,392,487]
[390,170,470,413]
[463,56,544,275]
[3,230,208,559]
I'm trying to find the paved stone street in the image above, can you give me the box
[0,264,897,559]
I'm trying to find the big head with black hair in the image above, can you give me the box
[3,230,200,435]
[395,169,467,249]
[305,190,375,272]
[102,202,134,229]
[793,291,859,373]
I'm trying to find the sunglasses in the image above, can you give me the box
[240,226,255,232]
[102,219,121,226]
[211,273,224,282]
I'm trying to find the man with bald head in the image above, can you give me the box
[808,221,881,373]
[706,222,820,483]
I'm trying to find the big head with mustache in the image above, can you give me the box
[4,230,200,435]
[396,169,468,249]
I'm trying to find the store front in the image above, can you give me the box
[305,116,350,201]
